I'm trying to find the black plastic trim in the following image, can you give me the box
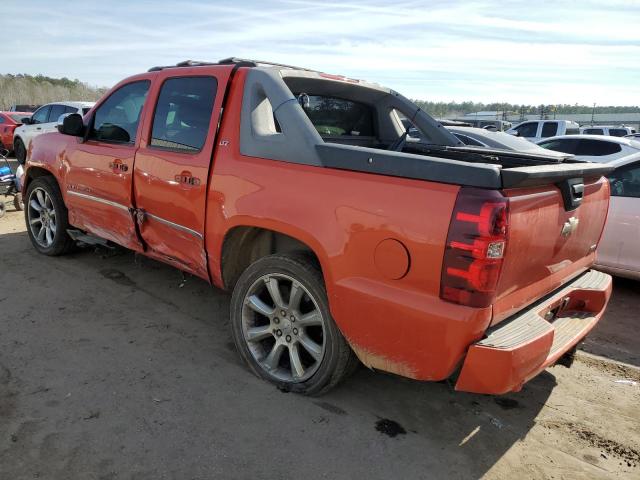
[316,144,503,188]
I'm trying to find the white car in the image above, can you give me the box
[505,120,580,142]
[536,135,640,162]
[580,125,636,137]
[13,101,95,163]
[595,153,640,280]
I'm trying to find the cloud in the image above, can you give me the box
[3,0,639,105]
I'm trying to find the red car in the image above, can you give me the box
[0,111,31,155]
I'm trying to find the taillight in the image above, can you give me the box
[440,188,509,308]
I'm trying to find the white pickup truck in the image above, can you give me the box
[506,120,580,142]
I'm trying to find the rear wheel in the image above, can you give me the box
[13,138,26,164]
[230,253,356,395]
[25,177,75,255]
[13,193,24,211]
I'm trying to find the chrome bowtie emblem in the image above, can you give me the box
[561,217,579,237]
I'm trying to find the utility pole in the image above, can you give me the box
[591,102,596,125]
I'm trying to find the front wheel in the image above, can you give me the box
[25,176,75,255]
[230,253,357,395]
[14,138,26,164]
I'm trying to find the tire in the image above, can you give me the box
[0,201,5,218]
[230,252,356,395]
[13,192,24,211]
[14,138,26,164]
[24,176,75,255]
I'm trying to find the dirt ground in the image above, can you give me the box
[0,203,639,480]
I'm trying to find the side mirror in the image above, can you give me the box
[21,117,32,125]
[57,113,84,136]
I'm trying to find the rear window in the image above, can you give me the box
[583,128,604,135]
[454,133,485,147]
[9,114,28,123]
[541,122,558,137]
[47,104,67,122]
[538,138,578,154]
[609,129,627,137]
[300,95,374,137]
[574,139,622,156]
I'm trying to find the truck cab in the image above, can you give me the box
[507,119,580,142]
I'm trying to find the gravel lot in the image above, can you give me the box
[0,202,639,480]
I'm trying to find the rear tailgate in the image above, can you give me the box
[492,175,610,325]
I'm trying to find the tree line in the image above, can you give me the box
[1,73,638,118]
[413,100,640,119]
[0,74,107,110]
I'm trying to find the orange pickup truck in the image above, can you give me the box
[21,58,613,395]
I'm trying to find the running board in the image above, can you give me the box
[67,229,113,248]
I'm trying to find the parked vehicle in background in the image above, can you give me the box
[506,120,580,141]
[595,153,640,280]
[625,133,640,140]
[453,118,512,131]
[22,57,613,396]
[0,112,31,154]
[446,126,571,160]
[13,101,95,163]
[537,135,640,162]
[580,125,636,137]
[9,104,39,112]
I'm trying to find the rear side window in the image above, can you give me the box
[541,122,557,137]
[48,104,67,122]
[64,106,77,114]
[538,138,578,154]
[608,162,640,198]
[565,128,580,135]
[90,81,150,144]
[574,140,621,156]
[31,106,50,124]
[609,129,627,137]
[515,122,538,137]
[583,128,604,135]
[300,95,374,137]
[150,76,218,152]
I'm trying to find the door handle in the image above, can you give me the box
[36,127,41,130]
[109,159,129,172]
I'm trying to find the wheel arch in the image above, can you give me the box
[23,165,58,193]
[220,225,328,292]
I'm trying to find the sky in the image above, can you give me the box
[3,0,640,105]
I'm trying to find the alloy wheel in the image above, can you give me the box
[241,273,326,382]
[27,187,57,248]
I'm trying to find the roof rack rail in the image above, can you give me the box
[148,57,312,73]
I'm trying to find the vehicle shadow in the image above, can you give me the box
[582,276,639,367]
[0,230,558,479]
